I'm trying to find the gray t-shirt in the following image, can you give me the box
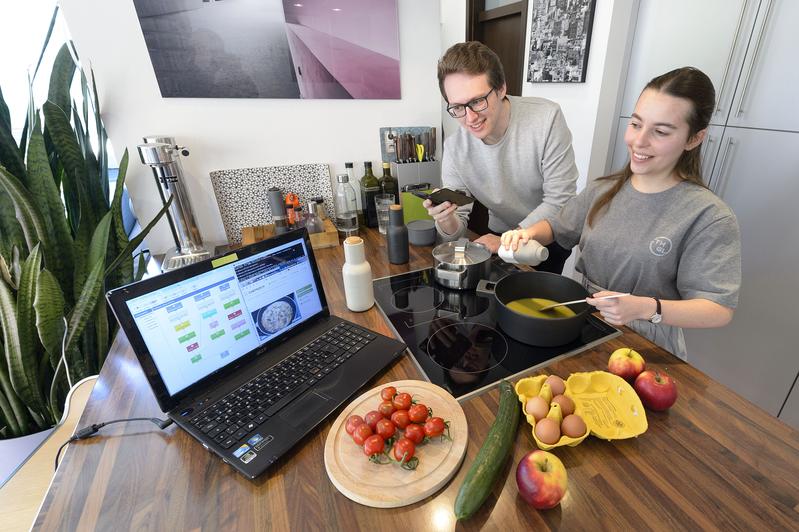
[438,96,578,239]
[549,178,741,308]
[548,177,741,359]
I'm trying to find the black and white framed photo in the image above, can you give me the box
[527,0,596,83]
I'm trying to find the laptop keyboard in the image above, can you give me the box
[188,323,376,449]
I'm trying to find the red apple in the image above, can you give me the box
[608,347,646,381]
[634,370,678,411]
[515,450,568,509]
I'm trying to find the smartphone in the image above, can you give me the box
[411,188,474,206]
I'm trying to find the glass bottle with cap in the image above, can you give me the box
[360,162,380,228]
[378,162,399,204]
[334,173,358,235]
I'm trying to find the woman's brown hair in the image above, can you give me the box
[587,67,715,226]
[437,41,505,102]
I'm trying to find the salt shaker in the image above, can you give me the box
[498,239,549,266]
[386,205,409,264]
[342,236,374,311]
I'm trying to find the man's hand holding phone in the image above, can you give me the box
[421,189,461,235]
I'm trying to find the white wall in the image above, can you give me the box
[59,0,443,253]
[521,0,637,191]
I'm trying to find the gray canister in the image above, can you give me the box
[386,205,409,264]
[267,187,289,234]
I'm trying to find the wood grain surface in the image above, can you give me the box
[324,379,468,508]
[33,228,799,531]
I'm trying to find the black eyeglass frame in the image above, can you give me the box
[446,88,495,118]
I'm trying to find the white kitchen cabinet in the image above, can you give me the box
[619,0,758,125]
[611,0,799,419]
[725,0,799,132]
[684,126,799,415]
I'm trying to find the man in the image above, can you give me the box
[426,41,578,273]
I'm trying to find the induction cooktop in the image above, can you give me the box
[373,258,621,402]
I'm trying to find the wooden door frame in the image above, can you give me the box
[466,1,529,94]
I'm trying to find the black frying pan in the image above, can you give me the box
[477,271,590,346]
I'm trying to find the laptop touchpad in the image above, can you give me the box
[278,391,334,429]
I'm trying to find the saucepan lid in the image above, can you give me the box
[432,238,490,265]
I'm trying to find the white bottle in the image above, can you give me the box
[498,239,550,266]
[342,236,374,311]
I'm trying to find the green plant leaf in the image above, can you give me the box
[64,255,105,364]
[47,43,76,117]
[0,343,31,437]
[110,150,132,287]
[90,69,109,201]
[27,117,74,301]
[34,268,66,371]
[105,197,172,277]
[32,5,60,82]
[0,165,55,266]
[0,264,48,424]
[72,185,93,301]
[43,101,84,232]
[0,89,27,184]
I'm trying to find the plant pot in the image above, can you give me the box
[0,427,55,487]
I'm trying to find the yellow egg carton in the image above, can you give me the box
[515,371,648,450]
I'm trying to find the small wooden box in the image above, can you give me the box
[241,218,340,250]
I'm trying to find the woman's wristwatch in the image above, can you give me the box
[649,298,662,324]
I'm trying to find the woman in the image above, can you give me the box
[501,67,741,359]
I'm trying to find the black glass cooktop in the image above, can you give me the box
[373,258,621,401]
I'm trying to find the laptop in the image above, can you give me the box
[107,229,406,479]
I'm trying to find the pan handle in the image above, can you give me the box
[435,266,466,283]
[475,279,496,297]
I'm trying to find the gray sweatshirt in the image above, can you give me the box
[438,95,579,239]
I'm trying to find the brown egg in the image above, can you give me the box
[561,414,587,438]
[534,417,561,444]
[551,394,575,416]
[525,396,549,422]
[545,375,566,396]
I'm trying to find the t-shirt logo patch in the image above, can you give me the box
[649,237,672,257]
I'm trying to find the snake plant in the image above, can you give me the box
[0,43,169,438]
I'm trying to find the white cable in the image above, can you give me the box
[60,316,73,389]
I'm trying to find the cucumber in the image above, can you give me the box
[454,380,520,520]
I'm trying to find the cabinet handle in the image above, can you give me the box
[715,1,748,115]
[700,136,715,169]
[736,0,774,117]
[711,137,735,194]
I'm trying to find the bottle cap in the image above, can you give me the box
[337,174,349,183]
[389,204,402,211]
[364,161,372,168]
[345,162,353,168]
[382,162,390,168]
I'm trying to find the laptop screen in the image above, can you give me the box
[125,236,324,395]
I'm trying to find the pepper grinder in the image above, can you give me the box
[386,205,409,264]
[342,236,374,311]
[268,187,289,234]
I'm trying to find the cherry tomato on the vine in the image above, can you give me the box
[377,400,395,417]
[392,392,412,411]
[352,423,373,445]
[393,437,416,463]
[408,403,429,424]
[403,423,425,444]
[364,410,384,430]
[375,418,396,440]
[390,409,410,429]
[363,434,385,456]
[424,417,446,438]
[345,415,365,435]
[380,386,397,401]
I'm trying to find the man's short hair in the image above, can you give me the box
[437,41,506,102]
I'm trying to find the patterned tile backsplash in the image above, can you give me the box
[210,164,334,244]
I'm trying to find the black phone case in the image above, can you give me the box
[427,189,474,206]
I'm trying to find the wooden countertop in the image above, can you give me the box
[34,228,799,530]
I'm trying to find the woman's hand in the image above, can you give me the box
[500,228,532,252]
[587,291,655,326]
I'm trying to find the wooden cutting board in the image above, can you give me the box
[324,380,468,508]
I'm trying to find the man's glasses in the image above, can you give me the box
[446,88,495,118]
